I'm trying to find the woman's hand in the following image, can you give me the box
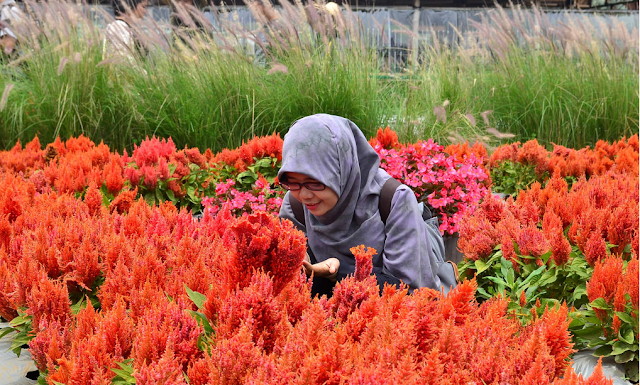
[302,257,340,282]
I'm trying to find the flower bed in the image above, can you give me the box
[0,132,636,382]
[457,169,639,381]
[488,135,639,195]
[0,171,612,382]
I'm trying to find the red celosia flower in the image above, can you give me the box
[489,142,520,167]
[369,126,401,150]
[26,279,72,333]
[613,257,639,313]
[84,182,103,217]
[124,165,142,186]
[587,255,624,321]
[350,245,376,281]
[549,233,572,266]
[0,257,18,320]
[141,166,159,190]
[584,233,608,266]
[501,236,519,272]
[109,188,138,214]
[134,348,188,385]
[611,314,621,335]
[104,156,124,194]
[157,157,171,180]
[29,318,72,373]
[184,147,206,168]
[517,139,550,177]
[215,271,284,353]
[515,226,549,261]
[478,193,508,225]
[133,298,203,372]
[457,216,500,261]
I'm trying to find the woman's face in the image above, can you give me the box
[284,172,339,217]
[133,0,148,19]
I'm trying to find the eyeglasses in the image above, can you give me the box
[280,181,326,191]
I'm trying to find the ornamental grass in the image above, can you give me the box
[0,1,636,152]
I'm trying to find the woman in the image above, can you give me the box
[278,114,442,296]
[103,0,148,61]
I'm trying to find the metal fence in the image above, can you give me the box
[90,5,639,70]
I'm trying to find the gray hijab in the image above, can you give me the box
[277,114,390,277]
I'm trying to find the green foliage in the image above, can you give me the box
[569,260,640,382]
[459,241,639,381]
[459,244,592,312]
[489,161,544,195]
[111,359,136,384]
[184,285,215,354]
[215,156,280,191]
[128,163,216,215]
[0,309,34,357]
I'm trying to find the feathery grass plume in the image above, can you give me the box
[0,84,13,112]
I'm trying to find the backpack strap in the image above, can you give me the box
[379,177,401,225]
[289,194,305,227]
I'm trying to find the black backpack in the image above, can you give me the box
[288,177,460,294]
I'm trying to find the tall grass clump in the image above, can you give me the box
[0,0,636,152]
[408,5,639,149]
[0,1,150,151]
[131,0,389,150]
[0,0,397,152]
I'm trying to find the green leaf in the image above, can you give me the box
[476,286,491,299]
[540,250,552,265]
[187,186,196,199]
[166,189,176,202]
[594,344,613,357]
[571,325,603,340]
[9,314,30,327]
[568,317,586,329]
[188,310,214,334]
[474,259,489,274]
[155,188,164,203]
[185,285,207,310]
[590,297,609,310]
[70,297,87,314]
[612,341,636,356]
[615,312,635,325]
[571,285,587,304]
[524,285,539,299]
[0,327,15,339]
[614,350,635,363]
[521,265,546,286]
[111,359,136,384]
[536,269,558,287]
[626,361,639,382]
[486,276,508,287]
[143,192,155,205]
[619,327,635,345]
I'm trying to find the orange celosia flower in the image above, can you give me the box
[84,182,103,217]
[109,188,138,214]
[457,215,500,261]
[350,245,376,281]
[369,126,401,150]
[587,255,624,321]
[516,226,549,261]
[104,156,124,194]
[584,233,608,267]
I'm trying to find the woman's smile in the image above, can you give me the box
[284,172,339,217]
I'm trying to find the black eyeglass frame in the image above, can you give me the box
[280,181,326,191]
